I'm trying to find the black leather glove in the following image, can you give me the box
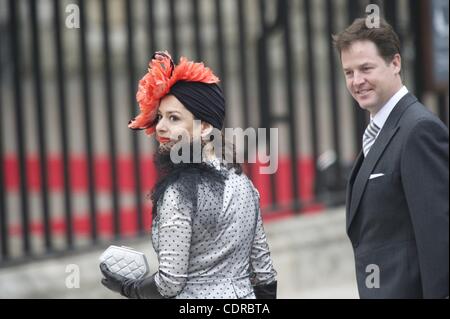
[253,281,277,299]
[100,263,163,299]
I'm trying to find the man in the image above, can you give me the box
[333,17,448,298]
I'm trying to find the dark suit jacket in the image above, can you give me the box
[346,93,449,299]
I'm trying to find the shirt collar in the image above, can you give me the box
[372,86,408,129]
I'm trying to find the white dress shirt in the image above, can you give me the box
[371,86,409,137]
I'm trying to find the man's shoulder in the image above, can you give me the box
[399,97,446,131]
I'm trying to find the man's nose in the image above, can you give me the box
[353,71,365,86]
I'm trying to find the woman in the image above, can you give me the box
[100,51,277,299]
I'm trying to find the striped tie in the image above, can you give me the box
[362,120,380,157]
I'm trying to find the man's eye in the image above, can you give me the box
[169,115,179,121]
[156,114,162,122]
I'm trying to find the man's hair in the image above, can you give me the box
[332,17,401,64]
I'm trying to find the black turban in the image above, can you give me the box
[169,81,225,130]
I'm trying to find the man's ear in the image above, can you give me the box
[201,121,213,139]
[392,53,402,75]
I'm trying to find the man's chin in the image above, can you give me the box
[356,99,377,112]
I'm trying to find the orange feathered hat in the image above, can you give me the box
[128,51,220,135]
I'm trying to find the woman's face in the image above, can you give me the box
[155,95,197,146]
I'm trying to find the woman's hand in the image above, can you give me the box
[100,263,131,296]
[253,281,278,299]
[100,263,163,299]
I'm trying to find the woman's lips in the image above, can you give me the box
[156,136,171,143]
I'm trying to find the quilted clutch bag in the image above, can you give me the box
[99,245,149,280]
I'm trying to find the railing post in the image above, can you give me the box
[9,0,31,256]
[53,0,74,249]
[78,0,98,244]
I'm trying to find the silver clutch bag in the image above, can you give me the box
[99,245,149,280]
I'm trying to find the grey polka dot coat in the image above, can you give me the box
[151,159,277,299]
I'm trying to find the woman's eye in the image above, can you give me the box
[156,114,179,122]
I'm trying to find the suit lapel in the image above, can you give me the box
[347,126,400,231]
[346,151,363,222]
[346,93,417,232]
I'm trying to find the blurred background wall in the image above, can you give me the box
[0,0,448,298]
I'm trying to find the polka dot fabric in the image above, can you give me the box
[151,159,277,299]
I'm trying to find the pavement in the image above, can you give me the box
[0,206,359,299]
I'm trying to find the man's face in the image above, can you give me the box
[341,40,402,115]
